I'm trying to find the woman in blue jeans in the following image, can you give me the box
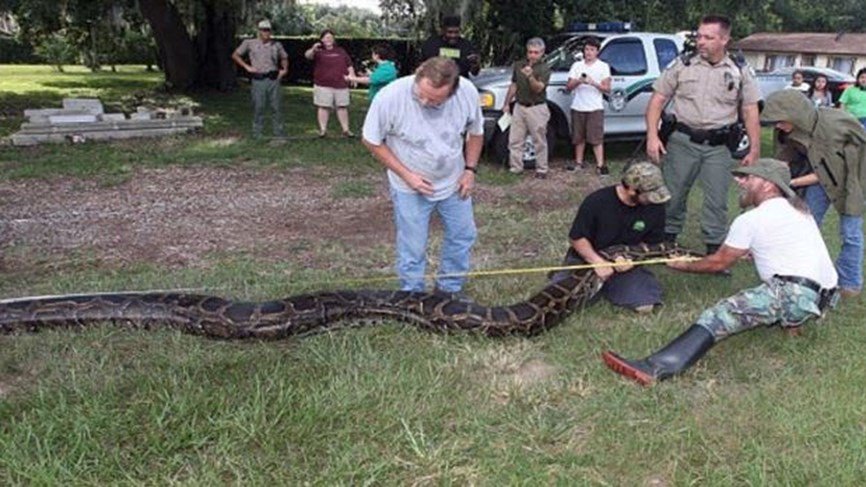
[798,184,863,296]
[761,89,866,297]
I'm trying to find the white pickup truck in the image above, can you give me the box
[474,30,685,165]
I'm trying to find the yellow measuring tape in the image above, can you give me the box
[330,255,701,286]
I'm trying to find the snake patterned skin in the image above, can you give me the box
[0,243,693,340]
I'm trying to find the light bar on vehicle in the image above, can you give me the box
[566,21,632,33]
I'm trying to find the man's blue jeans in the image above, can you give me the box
[390,188,477,292]
[804,184,863,291]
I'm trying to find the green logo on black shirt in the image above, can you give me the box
[633,220,646,232]
[438,47,460,59]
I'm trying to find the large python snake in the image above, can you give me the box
[0,243,692,340]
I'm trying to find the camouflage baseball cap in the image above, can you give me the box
[622,162,671,204]
[731,158,796,198]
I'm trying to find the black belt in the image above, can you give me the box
[518,101,546,107]
[251,71,278,80]
[774,274,838,311]
[774,275,823,293]
[674,122,732,146]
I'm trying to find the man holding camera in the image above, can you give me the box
[645,14,761,258]
[232,20,289,139]
[502,38,551,178]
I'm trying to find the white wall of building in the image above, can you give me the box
[741,50,866,74]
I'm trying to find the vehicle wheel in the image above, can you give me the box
[544,122,557,161]
[491,128,510,167]
[521,122,558,170]
[490,122,557,170]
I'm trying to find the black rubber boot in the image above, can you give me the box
[602,324,715,386]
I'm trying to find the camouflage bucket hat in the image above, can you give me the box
[622,162,671,204]
[731,158,797,198]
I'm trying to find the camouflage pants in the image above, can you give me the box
[695,278,826,341]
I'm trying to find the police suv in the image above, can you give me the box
[474,22,685,165]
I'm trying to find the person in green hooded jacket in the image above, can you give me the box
[760,89,866,297]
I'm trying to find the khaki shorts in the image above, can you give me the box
[313,85,350,108]
[571,109,604,145]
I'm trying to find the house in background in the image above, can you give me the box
[0,12,17,37]
[733,32,866,74]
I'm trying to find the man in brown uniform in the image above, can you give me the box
[232,20,289,139]
[645,14,761,257]
[502,37,551,178]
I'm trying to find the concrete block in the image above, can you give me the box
[24,109,89,123]
[62,98,104,115]
[48,114,99,124]
[101,113,127,122]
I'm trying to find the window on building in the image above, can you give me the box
[828,57,855,74]
[764,54,796,71]
[801,55,815,66]
[599,38,647,76]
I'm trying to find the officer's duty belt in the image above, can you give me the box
[674,122,731,146]
[517,100,546,107]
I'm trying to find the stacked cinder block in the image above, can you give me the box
[11,98,203,146]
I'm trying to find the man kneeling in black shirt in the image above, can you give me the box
[552,162,671,313]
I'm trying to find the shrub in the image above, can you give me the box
[33,32,77,72]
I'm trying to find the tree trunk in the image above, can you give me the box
[138,0,197,91]
[195,2,238,91]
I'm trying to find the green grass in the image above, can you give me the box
[0,65,379,184]
[2,65,866,484]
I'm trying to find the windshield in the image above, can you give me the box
[544,36,587,71]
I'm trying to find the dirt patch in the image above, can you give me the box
[464,341,560,405]
[0,164,607,275]
[512,359,558,386]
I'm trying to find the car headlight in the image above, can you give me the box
[479,91,495,109]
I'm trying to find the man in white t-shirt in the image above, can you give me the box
[603,158,838,386]
[565,36,611,174]
[362,57,484,294]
